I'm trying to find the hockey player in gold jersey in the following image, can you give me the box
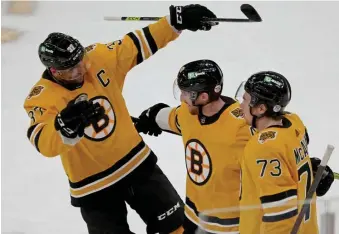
[134,59,254,233]
[23,4,219,234]
[236,71,333,233]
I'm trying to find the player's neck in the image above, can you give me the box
[201,98,225,117]
[256,117,283,131]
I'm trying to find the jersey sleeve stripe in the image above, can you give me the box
[260,189,297,204]
[34,127,44,152]
[27,123,38,139]
[142,26,158,55]
[131,31,146,61]
[174,105,181,132]
[175,115,181,133]
[262,195,297,209]
[262,207,298,222]
[127,32,143,65]
[305,128,310,144]
[27,123,44,152]
[29,123,44,144]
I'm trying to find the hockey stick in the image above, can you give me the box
[131,116,181,136]
[290,144,335,234]
[104,4,262,23]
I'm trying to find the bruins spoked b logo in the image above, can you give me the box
[84,96,116,141]
[185,139,212,185]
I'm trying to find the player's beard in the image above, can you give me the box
[67,65,86,83]
[188,105,199,115]
[61,65,86,84]
[67,73,85,84]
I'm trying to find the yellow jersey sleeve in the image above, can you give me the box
[88,16,180,91]
[24,83,73,157]
[167,105,183,135]
[245,138,298,233]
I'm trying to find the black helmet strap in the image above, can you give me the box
[249,106,265,128]
[249,101,284,128]
[190,89,220,107]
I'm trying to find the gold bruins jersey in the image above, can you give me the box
[240,113,318,234]
[23,16,180,206]
[164,97,253,233]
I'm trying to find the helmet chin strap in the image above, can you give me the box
[191,91,215,108]
[190,94,205,117]
[192,99,204,112]
[249,106,264,128]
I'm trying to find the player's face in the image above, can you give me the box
[52,61,86,84]
[180,90,200,115]
[239,92,253,125]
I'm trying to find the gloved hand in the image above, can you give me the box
[134,103,169,136]
[169,4,218,31]
[55,94,105,140]
[310,157,334,197]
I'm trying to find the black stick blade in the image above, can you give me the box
[241,4,262,22]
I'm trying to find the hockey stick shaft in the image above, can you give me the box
[104,4,262,23]
[104,17,257,22]
[290,144,335,234]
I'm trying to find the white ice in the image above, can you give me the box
[2,1,339,234]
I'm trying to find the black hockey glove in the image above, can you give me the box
[134,103,169,137]
[55,94,105,140]
[310,157,334,197]
[169,4,218,31]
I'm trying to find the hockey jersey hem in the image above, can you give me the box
[69,140,158,206]
[71,147,157,207]
[184,197,239,233]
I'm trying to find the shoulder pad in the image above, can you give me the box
[258,130,278,144]
[24,78,64,108]
[230,106,244,119]
[85,43,99,53]
[284,112,305,128]
[26,85,45,100]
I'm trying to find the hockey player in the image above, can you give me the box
[236,71,334,233]
[23,4,219,234]
[134,59,253,233]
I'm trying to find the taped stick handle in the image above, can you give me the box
[334,172,339,180]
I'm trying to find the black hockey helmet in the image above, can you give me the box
[38,32,85,70]
[244,71,292,116]
[175,59,223,101]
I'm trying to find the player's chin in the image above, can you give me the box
[188,106,199,115]
[68,74,85,84]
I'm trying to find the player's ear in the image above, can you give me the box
[258,103,268,115]
[200,92,209,102]
[50,67,62,78]
[50,67,56,74]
